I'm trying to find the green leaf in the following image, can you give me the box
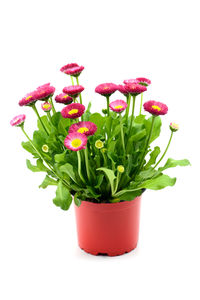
[145,116,162,143]
[21,141,40,158]
[158,158,191,172]
[60,163,78,184]
[26,159,49,172]
[145,146,161,169]
[97,167,116,195]
[134,114,146,124]
[127,129,146,153]
[37,115,51,133]
[54,151,67,163]
[58,118,70,135]
[51,112,62,127]
[39,175,58,189]
[89,113,105,135]
[113,189,143,201]
[136,168,158,181]
[83,102,92,121]
[74,193,82,207]
[138,174,176,190]
[33,130,47,149]
[53,181,72,210]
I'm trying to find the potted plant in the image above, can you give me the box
[10,63,190,256]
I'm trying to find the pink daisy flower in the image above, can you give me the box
[64,66,84,77]
[123,79,139,85]
[117,85,129,96]
[64,132,87,151]
[10,114,26,127]
[69,121,97,136]
[36,83,55,100]
[60,63,79,73]
[109,100,128,113]
[61,103,85,119]
[95,83,118,96]
[41,102,52,112]
[143,100,168,116]
[136,77,151,86]
[19,91,38,106]
[62,85,84,98]
[55,93,73,104]
[125,83,147,95]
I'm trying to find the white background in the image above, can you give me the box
[0,0,199,299]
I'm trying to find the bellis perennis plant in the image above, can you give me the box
[11,64,190,210]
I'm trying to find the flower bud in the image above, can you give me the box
[95,140,104,149]
[170,122,179,132]
[117,165,125,173]
[42,145,49,153]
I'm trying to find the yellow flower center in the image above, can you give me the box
[63,94,69,99]
[152,105,161,111]
[114,105,123,109]
[71,138,82,148]
[77,127,89,134]
[68,109,78,115]
[103,86,109,89]
[25,95,32,101]
[43,104,50,109]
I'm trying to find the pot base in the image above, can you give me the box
[79,245,137,256]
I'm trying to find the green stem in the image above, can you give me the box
[77,151,86,184]
[70,76,74,85]
[139,93,143,115]
[126,95,136,142]
[137,115,156,174]
[125,94,131,122]
[49,97,56,114]
[153,131,173,169]
[84,146,91,182]
[47,111,52,123]
[76,77,83,105]
[31,103,49,135]
[101,149,107,167]
[113,172,121,195]
[119,113,125,154]
[106,96,110,116]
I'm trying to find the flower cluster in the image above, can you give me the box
[19,84,55,106]
[11,62,190,212]
[60,63,84,77]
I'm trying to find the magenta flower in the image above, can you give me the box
[95,83,118,96]
[63,85,84,98]
[64,132,87,151]
[136,77,151,86]
[143,100,168,116]
[60,63,79,73]
[109,100,127,113]
[36,83,55,100]
[117,85,129,96]
[55,93,73,104]
[41,102,52,112]
[69,121,97,136]
[123,79,139,85]
[10,114,26,127]
[64,66,84,77]
[61,103,85,119]
[19,91,38,106]
[125,83,147,95]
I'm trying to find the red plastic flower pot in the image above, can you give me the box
[74,196,141,256]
